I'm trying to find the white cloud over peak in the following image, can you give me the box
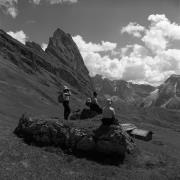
[7,30,28,44]
[121,22,145,37]
[73,14,180,85]
[41,43,48,51]
[73,35,122,79]
[0,0,18,18]
[73,35,117,53]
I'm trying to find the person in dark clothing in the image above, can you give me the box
[102,98,118,125]
[90,91,102,114]
[62,86,71,120]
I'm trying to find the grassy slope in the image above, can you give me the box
[1,57,180,179]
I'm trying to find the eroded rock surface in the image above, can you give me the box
[14,114,135,157]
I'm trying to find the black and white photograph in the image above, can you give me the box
[0,0,180,179]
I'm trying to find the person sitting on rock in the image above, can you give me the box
[90,91,102,114]
[62,86,71,120]
[85,97,92,107]
[101,99,118,125]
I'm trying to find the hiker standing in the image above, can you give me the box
[62,86,71,120]
[101,99,118,125]
[90,91,102,114]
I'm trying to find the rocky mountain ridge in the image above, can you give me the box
[0,28,179,111]
[0,28,93,97]
[142,74,180,109]
[92,75,155,104]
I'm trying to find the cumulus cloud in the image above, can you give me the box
[0,0,78,18]
[7,30,28,44]
[143,14,180,53]
[73,35,117,53]
[73,14,180,85]
[122,14,180,53]
[73,34,151,82]
[119,14,180,85]
[73,35,123,79]
[47,0,78,4]
[41,43,48,51]
[0,0,18,18]
[30,0,78,5]
[121,22,145,37]
[31,0,41,5]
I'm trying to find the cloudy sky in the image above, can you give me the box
[1,0,180,85]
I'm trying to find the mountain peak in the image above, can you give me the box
[45,28,94,95]
[165,74,180,84]
[53,28,70,38]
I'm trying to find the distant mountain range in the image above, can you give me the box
[92,75,155,105]
[92,74,180,110]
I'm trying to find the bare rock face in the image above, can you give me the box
[0,28,93,97]
[46,28,94,95]
[26,41,44,53]
[14,114,135,156]
[94,125,135,155]
[142,74,180,109]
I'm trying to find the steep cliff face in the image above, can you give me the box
[142,74,180,109]
[46,28,94,95]
[0,28,93,95]
[0,28,94,120]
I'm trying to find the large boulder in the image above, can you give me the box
[94,125,135,155]
[14,114,135,157]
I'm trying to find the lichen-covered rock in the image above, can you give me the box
[76,135,95,151]
[94,125,135,155]
[14,114,135,157]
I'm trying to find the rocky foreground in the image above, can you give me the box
[14,114,135,160]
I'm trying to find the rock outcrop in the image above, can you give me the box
[46,28,94,95]
[14,114,135,157]
[142,74,180,109]
[0,28,93,97]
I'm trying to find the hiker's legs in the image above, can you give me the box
[66,103,71,120]
[101,118,118,125]
[97,105,102,114]
[63,102,66,119]
[63,101,71,120]
[101,118,113,125]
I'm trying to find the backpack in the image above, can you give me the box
[58,93,64,103]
